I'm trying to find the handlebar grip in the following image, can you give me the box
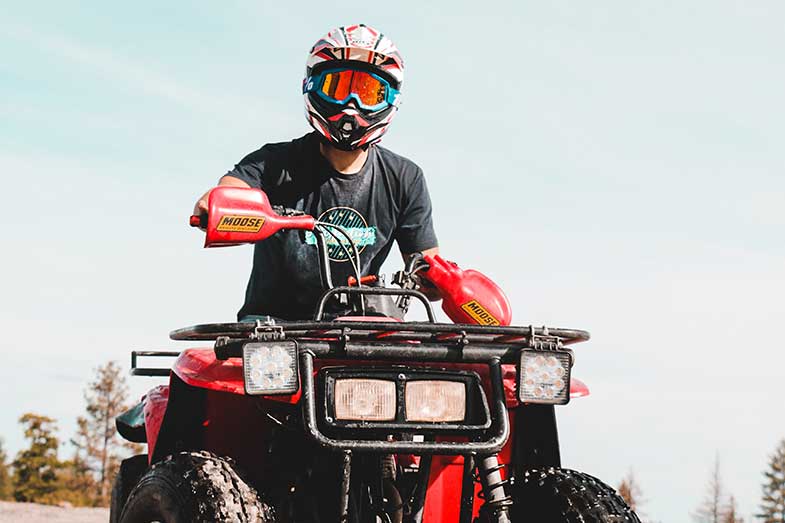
[190,214,208,228]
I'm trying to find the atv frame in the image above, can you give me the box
[124,288,588,522]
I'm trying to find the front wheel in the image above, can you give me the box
[118,451,276,523]
[512,467,640,523]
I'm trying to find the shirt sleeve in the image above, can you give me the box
[395,168,438,253]
[222,149,267,190]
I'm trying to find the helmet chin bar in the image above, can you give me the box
[329,109,368,150]
[323,117,370,151]
[339,115,357,138]
[314,129,360,152]
[306,90,396,151]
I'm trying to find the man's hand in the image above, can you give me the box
[193,189,211,216]
[193,175,251,217]
[403,247,441,301]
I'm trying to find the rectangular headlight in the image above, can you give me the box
[518,349,572,405]
[334,379,397,421]
[405,380,466,422]
[243,341,299,395]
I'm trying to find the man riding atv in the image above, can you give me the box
[110,22,641,523]
[194,24,440,320]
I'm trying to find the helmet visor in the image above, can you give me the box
[309,68,398,111]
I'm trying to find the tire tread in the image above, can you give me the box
[121,450,275,522]
[515,467,641,523]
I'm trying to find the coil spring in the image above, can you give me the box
[474,461,514,511]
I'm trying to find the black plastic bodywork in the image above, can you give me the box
[512,404,562,472]
[116,401,147,443]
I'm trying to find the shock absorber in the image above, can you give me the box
[477,454,513,523]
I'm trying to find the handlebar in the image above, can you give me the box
[196,187,316,247]
[190,214,207,228]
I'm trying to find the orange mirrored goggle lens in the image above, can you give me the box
[321,70,387,107]
[351,71,387,106]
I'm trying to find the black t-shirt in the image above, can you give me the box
[225,132,438,320]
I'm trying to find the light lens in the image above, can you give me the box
[243,342,299,395]
[334,379,396,421]
[320,69,387,107]
[405,380,466,422]
[519,350,572,405]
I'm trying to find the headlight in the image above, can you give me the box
[518,349,572,405]
[322,368,490,431]
[405,380,466,422]
[334,379,397,421]
[243,341,299,395]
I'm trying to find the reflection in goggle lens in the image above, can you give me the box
[320,70,387,107]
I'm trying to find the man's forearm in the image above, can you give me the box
[219,175,251,188]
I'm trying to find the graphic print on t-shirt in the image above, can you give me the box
[305,207,377,262]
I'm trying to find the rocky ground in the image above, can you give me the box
[0,501,108,522]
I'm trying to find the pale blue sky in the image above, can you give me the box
[1,1,784,521]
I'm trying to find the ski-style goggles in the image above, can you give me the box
[304,68,400,111]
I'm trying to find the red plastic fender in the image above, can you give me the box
[569,377,590,399]
[170,348,588,407]
[143,385,170,465]
[172,348,302,404]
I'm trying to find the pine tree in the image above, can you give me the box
[693,455,724,523]
[723,495,744,523]
[0,438,12,500]
[54,456,96,507]
[72,361,135,506]
[12,413,62,503]
[59,416,98,506]
[758,439,785,523]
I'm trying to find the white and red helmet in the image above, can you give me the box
[304,24,404,151]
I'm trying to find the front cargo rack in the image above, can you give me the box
[130,350,180,377]
[170,320,589,345]
[169,321,588,365]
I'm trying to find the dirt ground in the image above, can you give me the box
[0,501,108,522]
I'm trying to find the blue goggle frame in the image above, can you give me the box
[304,68,400,112]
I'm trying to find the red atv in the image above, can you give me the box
[111,187,640,523]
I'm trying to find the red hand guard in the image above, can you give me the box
[420,254,512,326]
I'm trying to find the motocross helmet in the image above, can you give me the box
[304,24,404,151]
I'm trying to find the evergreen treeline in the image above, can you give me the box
[616,442,785,523]
[758,439,785,522]
[0,361,141,507]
